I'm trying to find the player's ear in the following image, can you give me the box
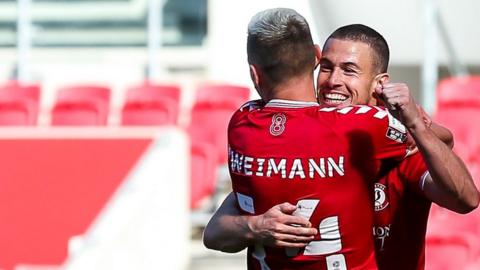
[374,72,390,87]
[249,64,261,91]
[314,44,322,70]
[371,73,390,105]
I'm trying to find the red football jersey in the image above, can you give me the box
[228,99,408,270]
[373,152,430,270]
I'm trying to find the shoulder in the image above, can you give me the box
[239,99,264,112]
[228,99,264,128]
[319,105,389,120]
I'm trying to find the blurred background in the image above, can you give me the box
[0,0,479,269]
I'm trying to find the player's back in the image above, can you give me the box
[228,99,407,270]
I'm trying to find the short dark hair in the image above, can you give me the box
[247,8,316,84]
[327,24,389,73]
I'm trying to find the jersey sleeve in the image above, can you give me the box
[334,106,408,161]
[396,152,429,195]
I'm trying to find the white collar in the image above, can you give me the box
[265,99,319,108]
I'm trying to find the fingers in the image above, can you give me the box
[256,202,319,248]
[379,83,411,110]
[265,225,317,248]
[277,202,297,215]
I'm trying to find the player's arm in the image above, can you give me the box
[430,122,454,148]
[203,192,317,253]
[409,105,454,149]
[377,83,479,214]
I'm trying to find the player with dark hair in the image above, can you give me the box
[204,10,479,270]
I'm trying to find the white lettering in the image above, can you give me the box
[308,158,326,178]
[256,158,265,176]
[327,157,344,177]
[244,156,254,176]
[267,159,287,178]
[289,159,306,179]
[231,152,244,173]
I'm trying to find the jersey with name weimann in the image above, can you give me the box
[228,99,408,270]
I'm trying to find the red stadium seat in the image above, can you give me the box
[188,84,250,164]
[429,206,480,233]
[0,82,40,125]
[434,76,480,159]
[425,235,478,270]
[121,84,180,126]
[195,83,250,107]
[130,82,181,102]
[437,76,480,108]
[190,142,218,209]
[51,85,111,126]
[188,101,239,164]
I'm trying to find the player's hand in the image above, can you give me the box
[248,202,318,248]
[375,83,424,130]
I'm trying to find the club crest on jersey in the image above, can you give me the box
[270,113,286,136]
[374,183,389,211]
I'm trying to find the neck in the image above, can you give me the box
[261,74,317,103]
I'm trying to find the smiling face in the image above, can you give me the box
[317,38,381,107]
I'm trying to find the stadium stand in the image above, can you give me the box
[190,142,218,209]
[188,84,250,164]
[0,82,40,125]
[425,235,478,270]
[121,83,181,125]
[195,83,250,106]
[51,85,111,126]
[434,76,480,149]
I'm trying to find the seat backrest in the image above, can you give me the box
[188,102,238,164]
[0,82,41,125]
[190,142,218,209]
[120,84,181,126]
[425,235,478,270]
[434,106,480,152]
[121,98,178,126]
[437,76,480,108]
[195,83,250,107]
[0,81,41,102]
[51,85,111,126]
[56,85,110,104]
[127,83,180,103]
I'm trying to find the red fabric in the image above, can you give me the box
[373,153,431,270]
[0,138,151,270]
[228,100,407,270]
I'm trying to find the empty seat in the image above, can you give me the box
[425,235,477,270]
[0,82,40,125]
[190,142,218,209]
[195,83,250,107]
[188,102,239,164]
[437,76,480,108]
[121,84,180,126]
[434,76,480,157]
[129,82,181,103]
[51,85,110,126]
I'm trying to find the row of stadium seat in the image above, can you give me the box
[426,75,480,270]
[0,81,251,210]
[0,81,250,127]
